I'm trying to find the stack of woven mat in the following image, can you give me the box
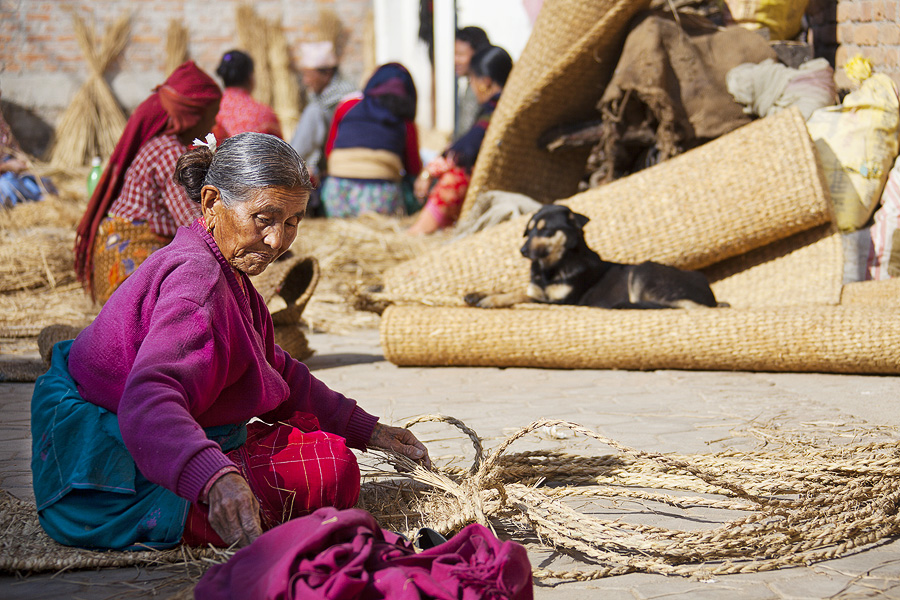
[377,5,900,375]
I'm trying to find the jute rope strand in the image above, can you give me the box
[358,414,900,581]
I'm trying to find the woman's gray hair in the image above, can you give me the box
[174,132,312,206]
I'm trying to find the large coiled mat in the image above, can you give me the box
[377,107,897,373]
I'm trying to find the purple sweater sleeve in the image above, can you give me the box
[250,290,378,450]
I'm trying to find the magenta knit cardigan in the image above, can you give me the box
[69,220,378,504]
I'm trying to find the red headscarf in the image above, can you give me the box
[74,61,222,294]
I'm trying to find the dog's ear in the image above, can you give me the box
[570,212,590,230]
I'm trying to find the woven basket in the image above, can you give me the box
[461,0,653,216]
[249,253,319,326]
[380,304,900,374]
[840,278,900,307]
[385,109,834,304]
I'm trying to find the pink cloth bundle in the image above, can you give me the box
[194,506,533,600]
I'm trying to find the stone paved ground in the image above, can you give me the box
[2,328,900,599]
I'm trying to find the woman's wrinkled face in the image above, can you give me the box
[202,185,309,276]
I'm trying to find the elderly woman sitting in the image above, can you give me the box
[32,132,430,550]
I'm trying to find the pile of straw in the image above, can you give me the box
[236,4,273,109]
[362,416,900,580]
[165,19,189,76]
[292,215,446,333]
[268,20,301,135]
[49,12,130,169]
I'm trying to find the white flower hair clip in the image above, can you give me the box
[193,132,217,153]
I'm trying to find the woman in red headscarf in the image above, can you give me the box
[74,61,222,303]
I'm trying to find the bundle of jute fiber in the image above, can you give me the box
[380,304,900,373]
[363,416,900,580]
[459,0,653,217]
[236,3,273,107]
[165,19,189,76]
[267,20,301,135]
[49,12,130,169]
[383,109,834,305]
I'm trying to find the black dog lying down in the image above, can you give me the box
[464,204,726,309]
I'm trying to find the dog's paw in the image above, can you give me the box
[463,292,486,307]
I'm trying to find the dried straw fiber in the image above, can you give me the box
[383,109,834,304]
[380,304,900,374]
[460,0,653,216]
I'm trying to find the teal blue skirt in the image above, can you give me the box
[31,340,246,550]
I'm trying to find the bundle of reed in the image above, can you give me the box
[49,12,130,169]
[236,3,273,107]
[267,19,301,135]
[165,19,189,76]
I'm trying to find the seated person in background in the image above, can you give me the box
[320,63,422,217]
[214,49,282,139]
[453,26,491,141]
[409,46,513,235]
[73,61,221,304]
[33,132,431,551]
[0,90,53,207]
[289,41,358,192]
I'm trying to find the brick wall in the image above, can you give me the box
[0,0,372,155]
[809,0,900,90]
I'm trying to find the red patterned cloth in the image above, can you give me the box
[74,61,221,296]
[182,417,361,547]
[216,87,283,139]
[423,156,471,229]
[106,134,200,237]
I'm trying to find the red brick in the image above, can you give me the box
[855,23,880,44]
[861,0,874,20]
[879,23,900,43]
[838,23,854,43]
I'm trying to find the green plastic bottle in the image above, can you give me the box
[87,156,102,198]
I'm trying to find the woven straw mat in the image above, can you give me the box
[380,304,900,374]
[384,109,836,306]
[841,278,900,307]
[0,490,216,573]
[460,0,653,216]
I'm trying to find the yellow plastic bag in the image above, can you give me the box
[725,0,809,41]
[807,74,900,232]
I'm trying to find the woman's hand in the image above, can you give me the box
[413,173,431,200]
[369,422,432,469]
[206,472,263,548]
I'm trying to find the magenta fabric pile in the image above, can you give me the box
[194,507,533,600]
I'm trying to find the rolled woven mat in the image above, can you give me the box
[384,109,835,304]
[380,304,900,374]
[706,224,843,308]
[461,0,652,215]
[841,278,900,307]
